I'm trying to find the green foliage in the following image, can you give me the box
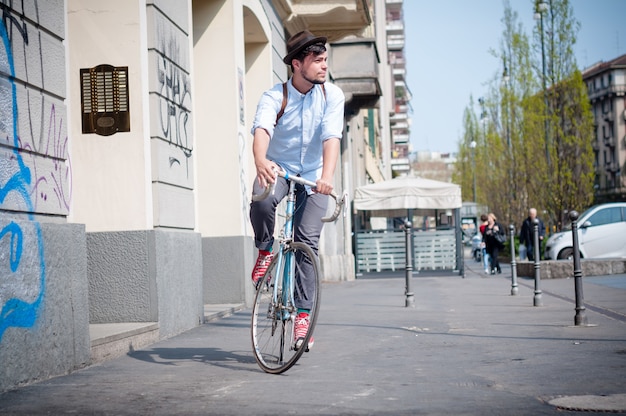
[452,0,595,232]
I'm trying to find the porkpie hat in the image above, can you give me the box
[282,30,327,64]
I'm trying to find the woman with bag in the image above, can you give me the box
[483,213,506,275]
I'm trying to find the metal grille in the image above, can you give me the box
[356,229,457,273]
[80,64,130,136]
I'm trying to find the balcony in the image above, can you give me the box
[386,21,404,34]
[392,67,406,79]
[392,132,409,144]
[387,34,405,50]
[588,84,626,101]
[390,159,411,173]
[604,160,618,172]
[395,104,408,113]
[273,0,372,42]
[390,121,409,130]
[389,52,405,66]
[329,37,381,110]
[386,0,403,6]
[604,136,616,147]
[390,112,408,123]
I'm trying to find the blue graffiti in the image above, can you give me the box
[0,12,46,341]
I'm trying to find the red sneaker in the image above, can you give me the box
[251,251,273,286]
[294,312,314,351]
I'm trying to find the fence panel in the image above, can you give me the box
[356,229,456,273]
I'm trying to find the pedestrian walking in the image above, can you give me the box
[519,208,545,261]
[483,213,505,274]
[478,213,490,274]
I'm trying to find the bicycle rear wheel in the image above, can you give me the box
[251,242,321,374]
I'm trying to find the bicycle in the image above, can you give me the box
[250,169,345,374]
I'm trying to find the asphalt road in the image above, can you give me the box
[1,257,625,415]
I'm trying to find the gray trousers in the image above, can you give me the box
[250,177,328,310]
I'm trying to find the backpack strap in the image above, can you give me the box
[275,82,326,125]
[275,82,288,126]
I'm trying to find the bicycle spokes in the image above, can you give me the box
[250,243,320,374]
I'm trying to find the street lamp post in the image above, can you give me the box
[470,140,477,202]
[478,97,488,140]
[534,1,550,169]
[502,63,511,151]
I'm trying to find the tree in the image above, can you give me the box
[533,0,594,229]
[453,0,595,233]
[453,99,479,203]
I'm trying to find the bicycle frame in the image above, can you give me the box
[271,179,298,322]
[251,168,345,372]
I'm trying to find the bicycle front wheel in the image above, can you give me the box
[251,242,321,374]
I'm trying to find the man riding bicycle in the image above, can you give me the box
[249,30,345,350]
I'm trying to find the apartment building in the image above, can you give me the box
[582,54,626,202]
[386,0,411,176]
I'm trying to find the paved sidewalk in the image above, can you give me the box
[1,257,625,415]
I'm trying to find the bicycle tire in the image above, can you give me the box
[251,242,321,374]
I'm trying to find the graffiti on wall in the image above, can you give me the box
[156,20,192,178]
[1,3,71,215]
[0,3,68,341]
[238,132,249,237]
[0,7,46,341]
[29,105,72,213]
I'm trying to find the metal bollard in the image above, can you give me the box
[533,218,543,306]
[569,211,588,326]
[509,224,518,295]
[404,220,415,308]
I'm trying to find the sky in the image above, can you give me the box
[404,0,626,155]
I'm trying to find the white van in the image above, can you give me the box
[544,202,626,260]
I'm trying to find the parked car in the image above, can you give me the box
[544,202,626,260]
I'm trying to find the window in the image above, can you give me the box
[602,99,610,114]
[587,207,622,227]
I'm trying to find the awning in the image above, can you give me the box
[354,176,462,211]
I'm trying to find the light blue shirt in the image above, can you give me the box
[251,79,345,185]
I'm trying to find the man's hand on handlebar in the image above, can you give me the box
[314,178,334,195]
[255,158,279,188]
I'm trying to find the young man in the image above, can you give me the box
[249,30,345,350]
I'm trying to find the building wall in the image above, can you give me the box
[1,0,69,218]
[67,1,152,231]
[147,0,196,230]
[0,0,91,391]
[584,60,626,201]
[0,222,89,392]
[2,0,206,392]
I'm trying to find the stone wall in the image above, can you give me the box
[517,259,626,279]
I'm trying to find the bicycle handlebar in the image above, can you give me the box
[251,169,346,223]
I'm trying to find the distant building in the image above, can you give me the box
[387,0,411,176]
[411,151,456,183]
[582,54,626,202]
